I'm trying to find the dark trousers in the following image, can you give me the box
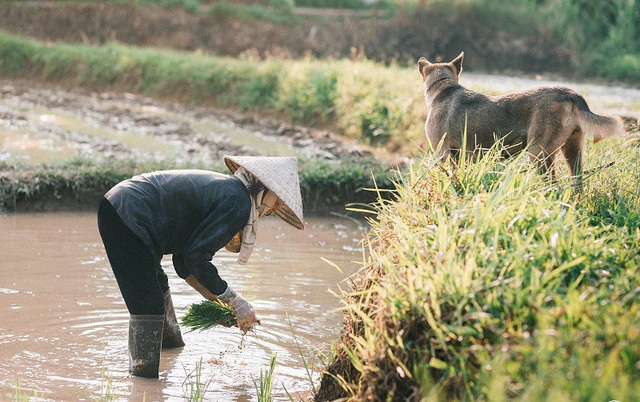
[97,198,168,315]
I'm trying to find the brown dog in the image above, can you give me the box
[418,52,624,188]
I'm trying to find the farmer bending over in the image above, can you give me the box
[97,155,304,378]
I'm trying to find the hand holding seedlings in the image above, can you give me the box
[181,300,237,330]
[225,291,261,334]
[182,284,261,333]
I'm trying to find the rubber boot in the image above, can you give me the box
[129,315,164,378]
[162,290,185,348]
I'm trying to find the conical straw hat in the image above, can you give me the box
[224,155,304,230]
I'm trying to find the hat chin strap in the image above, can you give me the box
[258,190,282,218]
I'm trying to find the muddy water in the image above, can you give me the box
[0,212,367,401]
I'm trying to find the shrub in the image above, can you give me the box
[276,63,339,124]
[334,60,424,146]
[208,1,298,25]
[0,157,395,213]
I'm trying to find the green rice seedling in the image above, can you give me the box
[181,300,237,331]
[253,354,277,402]
[183,358,212,402]
[82,365,122,402]
[73,366,120,402]
[286,315,317,396]
[70,341,125,401]
[91,366,119,402]
[10,378,43,401]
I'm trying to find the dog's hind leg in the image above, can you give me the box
[527,109,570,183]
[561,128,585,192]
[529,145,558,182]
[527,126,559,182]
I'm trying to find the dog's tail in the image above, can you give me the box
[574,96,625,143]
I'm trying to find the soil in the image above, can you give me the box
[0,78,380,165]
[0,2,575,75]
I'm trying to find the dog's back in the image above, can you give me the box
[433,86,535,154]
[451,87,623,153]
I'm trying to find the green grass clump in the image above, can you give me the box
[181,300,237,331]
[0,158,185,212]
[333,62,423,146]
[317,138,640,400]
[299,157,394,213]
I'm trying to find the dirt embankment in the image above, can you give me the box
[0,2,574,74]
[0,78,393,213]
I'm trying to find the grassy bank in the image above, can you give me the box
[36,0,640,81]
[0,157,392,214]
[316,136,640,400]
[0,32,425,151]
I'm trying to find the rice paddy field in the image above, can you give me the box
[0,212,368,400]
[1,18,640,401]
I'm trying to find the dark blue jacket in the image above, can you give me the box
[105,170,251,295]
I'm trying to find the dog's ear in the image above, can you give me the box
[418,57,432,79]
[450,52,464,76]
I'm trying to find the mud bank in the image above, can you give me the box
[0,79,378,163]
[0,79,394,214]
